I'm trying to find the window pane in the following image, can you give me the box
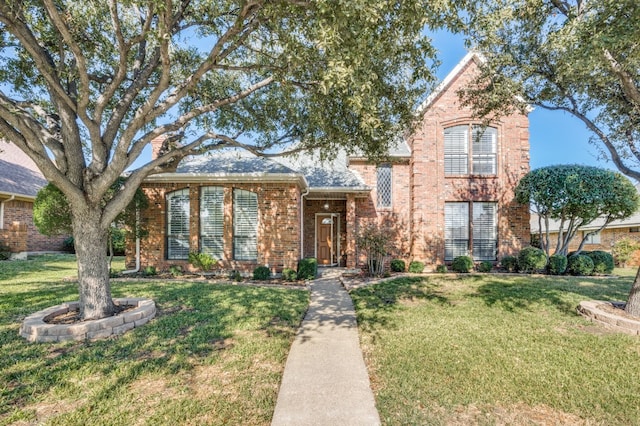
[200,187,224,258]
[473,202,497,260]
[167,189,190,259]
[445,202,469,260]
[444,126,468,175]
[377,164,392,208]
[233,189,258,260]
[472,126,497,175]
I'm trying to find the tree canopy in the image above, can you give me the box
[516,165,639,257]
[458,0,640,180]
[0,1,447,319]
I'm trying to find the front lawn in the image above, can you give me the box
[351,274,640,425]
[0,254,308,425]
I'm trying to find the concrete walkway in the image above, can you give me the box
[271,270,381,426]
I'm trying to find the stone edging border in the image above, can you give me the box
[19,298,156,343]
[577,300,640,336]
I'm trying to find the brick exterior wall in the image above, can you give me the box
[0,199,67,253]
[130,182,301,273]
[545,228,640,267]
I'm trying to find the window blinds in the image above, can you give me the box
[167,189,190,260]
[233,189,258,260]
[200,187,224,259]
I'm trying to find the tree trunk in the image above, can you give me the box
[72,209,115,320]
[625,266,640,317]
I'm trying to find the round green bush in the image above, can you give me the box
[282,268,297,281]
[297,258,318,280]
[547,254,567,275]
[500,255,518,272]
[585,250,614,274]
[408,261,425,273]
[517,247,546,273]
[567,254,594,276]
[253,265,271,280]
[477,261,493,273]
[451,255,474,273]
[435,264,448,273]
[390,259,406,272]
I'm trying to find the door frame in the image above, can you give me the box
[314,213,341,266]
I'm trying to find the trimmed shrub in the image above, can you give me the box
[169,265,183,277]
[229,270,243,281]
[477,261,493,273]
[585,250,614,274]
[63,236,75,253]
[143,265,157,276]
[0,242,10,261]
[253,265,271,280]
[567,254,595,276]
[390,259,406,272]
[547,254,567,275]
[408,260,425,273]
[501,255,518,272]
[436,264,448,273]
[517,247,546,273]
[451,256,474,273]
[612,238,640,267]
[282,268,297,281]
[297,258,317,280]
[188,252,217,272]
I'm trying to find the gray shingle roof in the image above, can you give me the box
[177,150,297,175]
[0,140,47,198]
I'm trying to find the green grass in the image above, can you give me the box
[0,254,308,425]
[351,274,640,425]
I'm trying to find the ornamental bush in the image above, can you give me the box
[477,261,493,273]
[253,265,271,280]
[612,238,640,267]
[390,259,406,272]
[0,242,10,261]
[567,254,594,276]
[547,254,567,275]
[282,268,297,281]
[517,247,546,273]
[451,255,474,273]
[500,255,518,272]
[585,250,614,274]
[408,260,425,273]
[297,258,317,280]
[435,264,448,273]
[188,251,217,272]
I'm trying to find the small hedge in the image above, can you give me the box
[547,254,567,275]
[477,261,493,273]
[0,242,10,261]
[436,264,448,273]
[567,254,594,276]
[451,256,474,273]
[253,265,271,280]
[585,250,614,274]
[408,261,425,273]
[390,259,406,272]
[500,255,518,273]
[188,252,217,272]
[297,257,317,280]
[282,268,297,281]
[518,247,546,273]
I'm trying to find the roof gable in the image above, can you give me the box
[0,140,47,198]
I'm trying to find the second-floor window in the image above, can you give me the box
[444,125,497,176]
[377,164,392,208]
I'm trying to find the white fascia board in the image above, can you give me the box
[144,172,309,189]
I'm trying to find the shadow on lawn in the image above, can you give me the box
[0,280,307,418]
[473,274,632,315]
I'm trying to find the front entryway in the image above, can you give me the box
[316,213,340,265]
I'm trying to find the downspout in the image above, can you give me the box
[300,185,309,262]
[0,194,16,229]
[122,208,141,274]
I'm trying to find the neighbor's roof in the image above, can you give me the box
[530,210,640,233]
[0,140,47,199]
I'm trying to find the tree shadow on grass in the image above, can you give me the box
[472,274,632,316]
[0,280,308,420]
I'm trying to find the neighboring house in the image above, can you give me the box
[0,140,67,258]
[128,52,531,273]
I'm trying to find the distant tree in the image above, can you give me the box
[457,0,640,316]
[515,165,639,257]
[0,1,445,319]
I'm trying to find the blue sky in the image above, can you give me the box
[430,30,609,172]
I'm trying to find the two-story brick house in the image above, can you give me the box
[129,52,530,273]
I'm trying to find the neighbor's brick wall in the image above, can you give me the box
[546,228,640,266]
[0,200,67,253]
[129,182,301,273]
[407,57,530,269]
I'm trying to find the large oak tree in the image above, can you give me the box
[457,0,640,315]
[0,0,444,320]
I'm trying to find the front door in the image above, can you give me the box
[316,214,340,265]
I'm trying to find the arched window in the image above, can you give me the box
[233,189,258,260]
[166,188,190,260]
[200,187,224,259]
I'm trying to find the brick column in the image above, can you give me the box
[346,194,356,268]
